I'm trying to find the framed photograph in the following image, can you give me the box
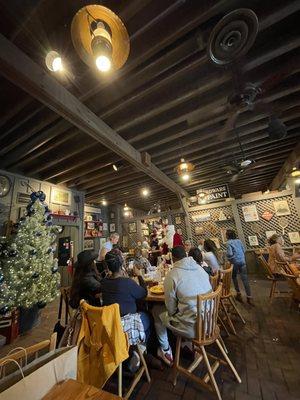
[51,188,71,206]
[84,239,94,250]
[195,226,204,235]
[109,223,115,232]
[273,200,290,216]
[110,212,115,219]
[103,222,108,231]
[248,235,259,246]
[192,212,211,222]
[129,222,137,233]
[175,216,181,224]
[242,205,259,222]
[288,232,300,244]
[266,230,277,239]
[87,222,95,230]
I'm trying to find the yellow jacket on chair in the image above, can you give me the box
[77,301,129,388]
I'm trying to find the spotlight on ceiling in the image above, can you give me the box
[141,188,149,197]
[240,159,253,168]
[71,5,130,73]
[112,161,123,172]
[45,51,63,72]
[102,199,107,206]
[291,167,300,178]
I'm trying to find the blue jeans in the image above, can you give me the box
[140,311,151,342]
[232,263,251,297]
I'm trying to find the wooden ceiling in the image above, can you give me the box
[0,0,299,211]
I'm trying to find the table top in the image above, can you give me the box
[42,379,122,400]
[145,288,165,302]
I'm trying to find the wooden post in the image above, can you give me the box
[177,195,193,242]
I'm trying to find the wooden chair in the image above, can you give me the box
[210,272,220,291]
[172,285,241,400]
[0,332,57,378]
[219,266,245,335]
[257,255,287,300]
[275,260,300,305]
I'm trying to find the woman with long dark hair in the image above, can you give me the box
[188,247,213,276]
[202,239,221,274]
[69,250,102,309]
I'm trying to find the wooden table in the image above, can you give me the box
[42,379,122,400]
[145,288,165,303]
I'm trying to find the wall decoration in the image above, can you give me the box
[206,222,218,235]
[19,206,27,218]
[0,175,11,197]
[87,222,95,230]
[192,212,211,222]
[218,211,227,221]
[103,222,108,231]
[248,235,259,246]
[266,230,277,239]
[194,226,204,235]
[129,222,137,233]
[261,210,273,221]
[242,205,259,222]
[197,184,230,203]
[51,188,71,206]
[109,223,115,232]
[288,231,300,244]
[110,212,115,219]
[122,235,128,248]
[175,216,182,224]
[278,217,289,235]
[84,239,94,250]
[273,200,290,216]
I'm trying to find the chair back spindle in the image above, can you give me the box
[220,266,233,298]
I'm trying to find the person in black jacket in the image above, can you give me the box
[69,250,102,309]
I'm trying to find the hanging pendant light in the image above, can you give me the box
[176,158,195,181]
[71,5,130,72]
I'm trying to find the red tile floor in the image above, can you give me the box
[1,277,299,400]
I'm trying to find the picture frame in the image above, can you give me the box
[103,222,108,231]
[175,216,181,224]
[273,200,291,216]
[84,239,94,250]
[194,226,204,235]
[248,235,259,246]
[242,205,259,222]
[110,212,115,219]
[265,230,277,239]
[51,188,71,206]
[129,222,137,233]
[288,231,300,244]
[109,223,115,233]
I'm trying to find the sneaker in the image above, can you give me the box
[128,350,140,373]
[235,293,243,303]
[157,346,173,366]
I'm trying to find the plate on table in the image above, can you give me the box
[149,284,164,295]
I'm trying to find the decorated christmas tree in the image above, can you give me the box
[0,191,60,314]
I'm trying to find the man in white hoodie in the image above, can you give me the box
[153,246,212,366]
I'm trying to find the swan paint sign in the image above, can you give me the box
[196,185,230,204]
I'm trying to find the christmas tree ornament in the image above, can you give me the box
[35,231,42,237]
[52,266,59,274]
[0,306,9,315]
[47,247,53,254]
[30,192,39,201]
[8,250,18,257]
[29,249,37,256]
[32,272,39,279]
[0,274,4,284]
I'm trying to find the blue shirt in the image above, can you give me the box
[226,239,246,265]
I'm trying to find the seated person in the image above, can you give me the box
[268,234,300,275]
[69,250,101,309]
[101,251,150,337]
[202,239,221,273]
[133,247,151,274]
[152,246,212,366]
[188,247,213,276]
[184,240,192,255]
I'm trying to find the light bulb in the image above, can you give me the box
[142,188,149,197]
[182,173,190,181]
[52,57,63,72]
[102,200,107,206]
[96,55,111,72]
[113,164,118,171]
[295,178,300,184]
[124,203,129,211]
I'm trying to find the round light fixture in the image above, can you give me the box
[295,178,300,184]
[112,161,123,172]
[45,51,63,72]
[102,199,107,206]
[71,5,130,72]
[176,158,195,179]
[181,173,190,181]
[113,164,118,171]
[141,188,149,197]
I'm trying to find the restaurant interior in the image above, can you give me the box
[0,1,299,399]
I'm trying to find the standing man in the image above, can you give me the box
[99,233,120,261]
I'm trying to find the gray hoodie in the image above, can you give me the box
[163,256,212,338]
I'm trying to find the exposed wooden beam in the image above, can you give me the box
[270,142,300,190]
[0,33,188,198]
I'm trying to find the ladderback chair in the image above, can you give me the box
[257,255,284,300]
[219,266,245,335]
[209,272,220,291]
[173,285,241,400]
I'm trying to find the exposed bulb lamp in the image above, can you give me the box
[45,51,63,72]
[142,188,149,197]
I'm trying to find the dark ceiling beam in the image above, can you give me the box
[77,170,143,191]
[270,142,300,190]
[0,33,189,198]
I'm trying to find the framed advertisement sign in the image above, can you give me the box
[197,184,230,204]
[242,205,259,222]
